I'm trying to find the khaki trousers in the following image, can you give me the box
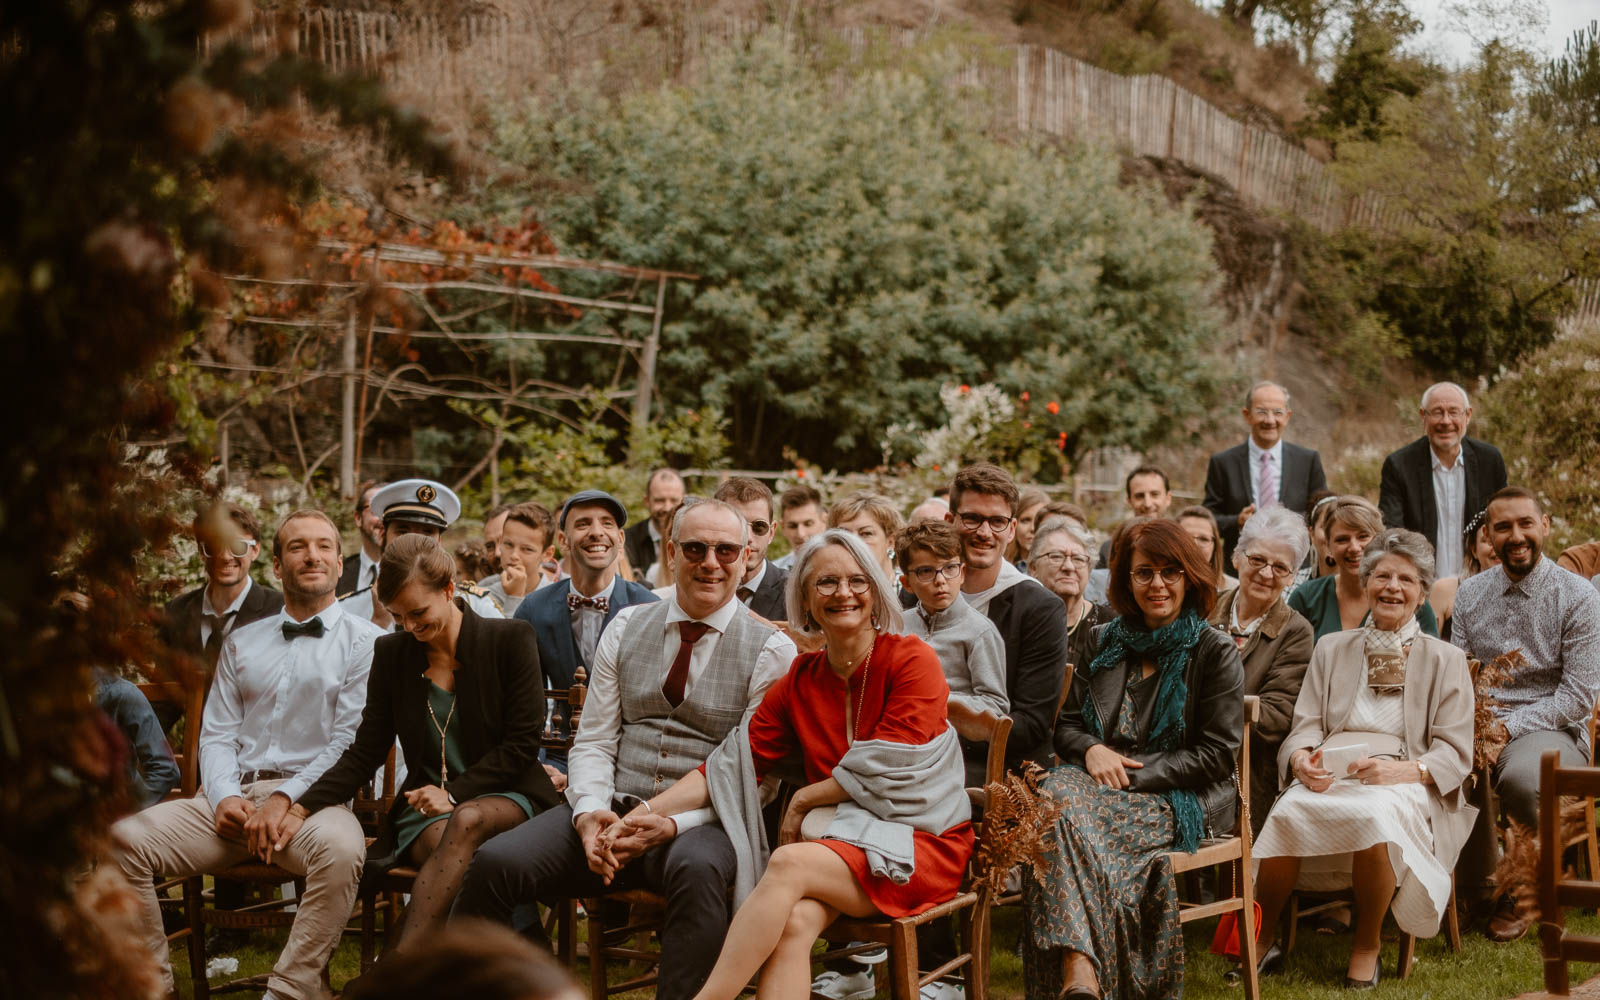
[109,780,364,1000]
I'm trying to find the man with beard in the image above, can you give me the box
[1451,486,1600,942]
[337,481,388,597]
[713,477,788,622]
[625,467,685,583]
[512,490,658,776]
[455,499,794,1000]
[111,511,381,1000]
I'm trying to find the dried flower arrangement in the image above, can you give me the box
[1470,650,1522,773]
[973,763,1067,896]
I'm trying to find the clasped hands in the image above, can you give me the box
[1291,749,1418,793]
[577,807,678,884]
[217,792,308,864]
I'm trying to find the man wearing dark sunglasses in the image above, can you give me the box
[161,501,284,685]
[456,498,796,1000]
[713,477,789,623]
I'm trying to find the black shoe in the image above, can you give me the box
[1343,957,1381,990]
[1223,941,1283,985]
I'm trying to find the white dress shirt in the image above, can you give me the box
[567,594,796,831]
[1431,447,1468,579]
[199,600,383,810]
[1247,438,1284,508]
[199,577,254,647]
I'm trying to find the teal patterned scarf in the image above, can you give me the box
[1081,609,1209,853]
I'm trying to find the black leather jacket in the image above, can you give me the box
[1053,620,1244,835]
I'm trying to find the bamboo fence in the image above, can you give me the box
[223,8,1600,331]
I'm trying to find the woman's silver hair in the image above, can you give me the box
[784,528,905,639]
[1029,516,1094,564]
[670,497,748,546]
[1359,527,1437,595]
[1233,505,1311,571]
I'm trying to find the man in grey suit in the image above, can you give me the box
[1203,380,1327,562]
[454,499,795,1000]
[713,476,789,621]
[1379,382,1507,580]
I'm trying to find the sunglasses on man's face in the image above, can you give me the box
[200,538,255,558]
[677,540,746,566]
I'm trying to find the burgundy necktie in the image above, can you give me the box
[662,620,712,708]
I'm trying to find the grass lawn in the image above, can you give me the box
[169,903,1600,999]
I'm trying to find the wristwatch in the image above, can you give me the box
[1416,760,1430,781]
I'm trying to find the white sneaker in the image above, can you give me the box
[852,944,888,965]
[811,968,876,1000]
[919,982,966,1000]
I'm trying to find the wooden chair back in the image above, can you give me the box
[945,702,1013,788]
[1166,694,1260,1000]
[1539,749,1600,995]
[136,679,203,798]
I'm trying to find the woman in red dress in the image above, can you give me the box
[632,528,974,1000]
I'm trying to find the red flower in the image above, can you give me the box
[1022,421,1031,429]
[1046,401,1060,415]
[959,384,970,394]
[1021,391,1030,402]
[796,469,806,479]
[1057,432,1067,451]
[932,464,941,471]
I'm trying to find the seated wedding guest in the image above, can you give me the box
[1023,518,1242,1000]
[897,520,1008,729]
[1208,506,1314,834]
[1451,487,1600,942]
[111,511,380,1000]
[625,467,686,584]
[1010,487,1050,569]
[296,535,560,953]
[96,667,180,811]
[479,503,511,579]
[829,491,904,580]
[1292,491,1340,588]
[1095,465,1174,569]
[714,477,789,621]
[632,530,973,1000]
[1251,528,1474,989]
[775,484,825,571]
[1028,518,1112,683]
[161,501,283,689]
[1557,540,1600,580]
[344,479,502,626]
[908,496,950,525]
[452,499,795,1000]
[453,539,492,585]
[1428,511,1500,641]
[1289,496,1438,641]
[482,502,557,617]
[1034,501,1089,532]
[1177,504,1237,596]
[342,919,583,1000]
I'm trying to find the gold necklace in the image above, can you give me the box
[836,640,874,743]
[425,692,457,784]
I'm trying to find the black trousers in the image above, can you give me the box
[452,804,736,1000]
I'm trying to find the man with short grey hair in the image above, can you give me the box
[1203,379,1327,563]
[453,499,795,1000]
[1378,381,1507,579]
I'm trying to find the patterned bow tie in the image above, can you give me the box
[568,593,610,614]
[282,617,326,640]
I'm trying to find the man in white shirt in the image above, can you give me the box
[455,499,795,1000]
[1202,380,1328,563]
[111,510,382,1000]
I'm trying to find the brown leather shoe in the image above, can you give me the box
[1486,895,1532,942]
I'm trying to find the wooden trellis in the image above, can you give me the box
[204,239,695,499]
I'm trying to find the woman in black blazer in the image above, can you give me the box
[298,534,558,949]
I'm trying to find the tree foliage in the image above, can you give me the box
[488,39,1231,470]
[0,3,446,994]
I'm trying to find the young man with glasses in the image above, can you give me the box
[898,521,1008,765]
[1203,379,1328,563]
[713,476,790,622]
[161,501,284,685]
[1378,381,1507,579]
[455,499,795,1000]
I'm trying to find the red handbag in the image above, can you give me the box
[1208,901,1264,958]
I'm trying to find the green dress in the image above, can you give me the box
[1287,574,1438,642]
[390,681,534,858]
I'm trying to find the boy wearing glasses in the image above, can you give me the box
[713,477,790,622]
[161,501,284,683]
[897,521,1009,776]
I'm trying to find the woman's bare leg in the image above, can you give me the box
[1347,845,1396,980]
[757,898,838,1000]
[691,843,876,1000]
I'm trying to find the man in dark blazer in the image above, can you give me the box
[623,467,685,582]
[336,480,387,596]
[512,489,657,772]
[161,501,284,687]
[713,476,789,622]
[1379,382,1507,579]
[1203,380,1327,562]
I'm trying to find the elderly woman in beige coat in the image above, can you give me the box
[1248,528,1476,990]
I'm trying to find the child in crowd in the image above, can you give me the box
[897,520,1009,721]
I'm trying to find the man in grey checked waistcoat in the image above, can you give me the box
[453,498,796,1000]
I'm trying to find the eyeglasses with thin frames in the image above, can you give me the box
[814,575,871,596]
[1242,553,1295,579]
[907,560,962,584]
[1032,551,1090,570]
[1130,566,1185,586]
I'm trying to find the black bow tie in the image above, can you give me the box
[282,617,326,640]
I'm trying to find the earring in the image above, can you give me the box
[871,613,881,631]
[805,612,816,630]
